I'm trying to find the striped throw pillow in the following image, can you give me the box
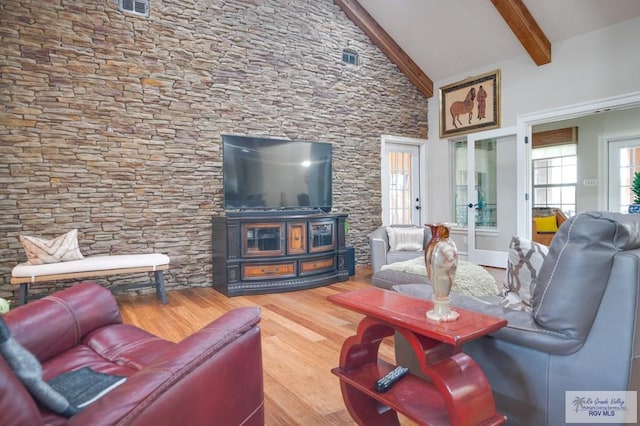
[386,227,424,251]
[19,229,84,265]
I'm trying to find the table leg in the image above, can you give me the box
[401,329,504,425]
[154,270,168,304]
[339,317,398,425]
[19,284,28,305]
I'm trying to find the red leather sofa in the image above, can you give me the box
[0,283,264,425]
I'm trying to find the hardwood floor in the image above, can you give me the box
[117,265,504,425]
[117,267,409,425]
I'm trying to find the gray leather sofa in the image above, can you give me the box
[394,211,640,425]
[368,224,432,273]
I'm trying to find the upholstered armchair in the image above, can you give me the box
[0,283,264,426]
[532,207,568,246]
[394,211,640,425]
[368,225,432,273]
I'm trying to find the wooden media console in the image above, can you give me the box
[212,211,349,296]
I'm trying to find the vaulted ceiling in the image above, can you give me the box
[336,0,640,98]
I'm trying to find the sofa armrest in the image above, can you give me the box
[369,226,390,273]
[5,283,121,362]
[370,239,389,274]
[394,284,583,355]
[70,306,264,426]
[369,226,389,246]
[555,209,568,226]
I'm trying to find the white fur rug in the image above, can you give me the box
[381,256,500,297]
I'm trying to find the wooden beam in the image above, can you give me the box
[491,0,551,65]
[335,0,434,98]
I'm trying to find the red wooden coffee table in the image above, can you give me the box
[329,287,507,426]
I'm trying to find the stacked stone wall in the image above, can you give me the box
[0,0,427,300]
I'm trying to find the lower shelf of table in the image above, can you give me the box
[332,359,450,425]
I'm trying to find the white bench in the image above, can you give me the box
[11,253,170,305]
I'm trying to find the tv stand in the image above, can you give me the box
[226,208,326,217]
[212,211,349,296]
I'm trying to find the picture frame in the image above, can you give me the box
[439,70,501,138]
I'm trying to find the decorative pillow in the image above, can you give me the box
[500,236,548,312]
[19,229,84,265]
[533,215,558,233]
[386,227,424,251]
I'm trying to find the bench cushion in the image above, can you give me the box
[12,254,170,279]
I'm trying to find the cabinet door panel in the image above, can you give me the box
[287,222,307,255]
[242,223,285,257]
[309,220,336,253]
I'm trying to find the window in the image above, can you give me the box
[532,144,577,217]
[388,151,414,224]
[453,139,498,227]
[119,0,150,17]
[341,49,359,65]
[454,141,469,225]
[608,139,640,213]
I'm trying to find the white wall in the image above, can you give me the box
[425,16,640,223]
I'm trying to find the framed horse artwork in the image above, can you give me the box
[439,70,501,138]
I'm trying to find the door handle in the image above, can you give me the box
[468,203,479,208]
[415,205,421,210]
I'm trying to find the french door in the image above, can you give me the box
[462,127,520,267]
[381,136,425,225]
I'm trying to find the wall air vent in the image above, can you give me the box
[342,49,359,65]
[119,0,150,18]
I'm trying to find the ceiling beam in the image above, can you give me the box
[491,0,551,65]
[335,0,434,98]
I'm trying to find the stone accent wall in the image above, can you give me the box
[0,0,427,301]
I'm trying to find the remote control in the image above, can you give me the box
[374,366,409,393]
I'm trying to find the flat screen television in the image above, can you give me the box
[222,135,332,212]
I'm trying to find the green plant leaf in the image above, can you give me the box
[633,172,640,204]
[0,298,10,314]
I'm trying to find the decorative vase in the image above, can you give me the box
[424,224,459,322]
[629,204,640,214]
